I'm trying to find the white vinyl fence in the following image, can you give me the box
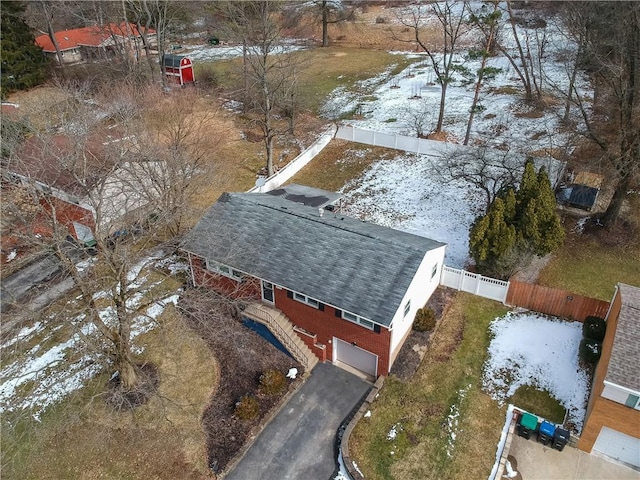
[336,124,455,157]
[440,265,510,303]
[248,125,337,193]
[335,125,566,187]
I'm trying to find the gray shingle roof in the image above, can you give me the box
[182,191,445,327]
[606,283,640,392]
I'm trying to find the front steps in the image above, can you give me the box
[243,303,319,373]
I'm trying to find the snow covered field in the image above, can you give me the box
[322,9,590,267]
[482,312,589,431]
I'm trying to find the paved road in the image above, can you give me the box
[226,363,371,480]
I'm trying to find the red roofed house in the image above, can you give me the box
[35,23,157,65]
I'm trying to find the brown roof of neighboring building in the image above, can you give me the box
[606,283,640,392]
[9,133,114,197]
[35,23,155,52]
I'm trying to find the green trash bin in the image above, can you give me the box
[517,412,538,440]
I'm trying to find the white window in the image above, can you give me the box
[626,394,640,410]
[431,264,438,279]
[341,310,375,330]
[206,259,243,281]
[293,292,320,309]
[403,300,411,317]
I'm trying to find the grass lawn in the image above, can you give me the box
[289,139,399,192]
[2,293,217,479]
[508,385,566,424]
[349,293,509,480]
[538,233,640,301]
[196,46,414,115]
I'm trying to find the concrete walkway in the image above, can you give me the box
[226,363,371,480]
[509,434,640,479]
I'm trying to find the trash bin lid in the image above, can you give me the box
[520,412,538,430]
[554,427,570,441]
[539,420,556,436]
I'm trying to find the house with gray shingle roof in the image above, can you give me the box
[182,185,446,378]
[578,283,640,469]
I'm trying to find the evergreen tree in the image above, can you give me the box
[516,163,565,255]
[0,1,48,99]
[469,197,517,275]
[469,159,564,278]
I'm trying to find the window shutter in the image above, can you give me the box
[318,303,325,311]
[374,324,381,333]
[335,308,342,317]
[287,290,293,299]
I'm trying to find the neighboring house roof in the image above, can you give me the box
[574,171,604,189]
[35,23,155,52]
[9,134,109,196]
[182,189,446,327]
[606,283,640,392]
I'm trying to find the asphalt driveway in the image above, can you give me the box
[226,362,371,480]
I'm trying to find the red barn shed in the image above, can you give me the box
[162,54,194,86]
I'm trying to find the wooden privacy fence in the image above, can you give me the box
[505,280,610,322]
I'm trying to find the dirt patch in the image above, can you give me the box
[179,288,303,474]
[104,363,160,411]
[389,287,456,381]
[511,254,552,283]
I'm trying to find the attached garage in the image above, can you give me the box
[592,427,640,469]
[333,337,377,378]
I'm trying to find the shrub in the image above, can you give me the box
[376,16,387,24]
[579,338,602,364]
[259,369,287,396]
[582,316,606,341]
[234,395,260,420]
[413,308,436,332]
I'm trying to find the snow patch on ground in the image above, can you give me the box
[321,11,591,268]
[482,312,589,431]
[341,153,482,268]
[184,43,305,62]
[445,383,472,457]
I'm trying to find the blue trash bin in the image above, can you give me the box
[538,420,556,445]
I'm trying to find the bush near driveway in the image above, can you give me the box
[349,293,508,480]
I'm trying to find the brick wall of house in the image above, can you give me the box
[190,257,261,300]
[294,327,327,362]
[189,255,392,375]
[273,287,392,375]
[578,288,640,451]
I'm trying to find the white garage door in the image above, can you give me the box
[593,427,640,468]
[333,338,377,378]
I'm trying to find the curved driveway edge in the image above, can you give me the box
[225,363,371,480]
[340,375,386,480]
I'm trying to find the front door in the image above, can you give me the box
[262,281,274,304]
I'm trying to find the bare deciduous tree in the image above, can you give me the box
[393,0,470,133]
[464,1,501,145]
[430,145,523,213]
[1,83,213,392]
[219,0,301,176]
[553,2,639,226]
[495,0,548,102]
